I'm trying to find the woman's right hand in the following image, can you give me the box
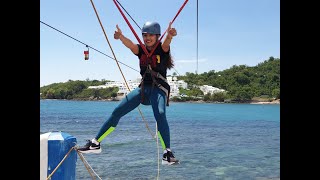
[114,24,123,40]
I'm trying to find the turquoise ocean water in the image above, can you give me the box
[40,100,280,180]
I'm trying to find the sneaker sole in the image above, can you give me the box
[162,160,180,165]
[78,149,102,154]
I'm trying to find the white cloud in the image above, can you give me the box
[175,58,207,63]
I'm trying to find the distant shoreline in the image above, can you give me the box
[40,98,280,104]
[249,99,280,104]
[178,99,280,104]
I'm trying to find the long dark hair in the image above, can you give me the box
[167,52,174,69]
[155,35,174,69]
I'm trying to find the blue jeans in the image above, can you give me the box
[95,85,170,149]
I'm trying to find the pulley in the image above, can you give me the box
[84,45,89,60]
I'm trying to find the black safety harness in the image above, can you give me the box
[112,0,189,106]
[139,59,170,106]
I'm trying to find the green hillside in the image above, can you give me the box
[40,56,279,103]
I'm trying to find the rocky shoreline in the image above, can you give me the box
[249,99,280,104]
[41,98,280,104]
[181,99,280,104]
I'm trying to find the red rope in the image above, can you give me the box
[112,0,149,56]
[149,0,189,57]
[113,0,189,58]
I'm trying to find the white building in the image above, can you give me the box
[199,85,225,95]
[88,76,188,99]
[167,76,188,98]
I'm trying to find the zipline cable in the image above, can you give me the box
[40,20,139,73]
[196,0,199,74]
[115,0,141,30]
[41,20,182,76]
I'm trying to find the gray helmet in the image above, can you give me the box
[142,21,161,35]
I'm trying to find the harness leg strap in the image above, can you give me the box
[140,82,144,104]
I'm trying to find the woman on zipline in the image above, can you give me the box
[78,21,179,165]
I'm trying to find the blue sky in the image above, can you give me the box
[40,0,280,87]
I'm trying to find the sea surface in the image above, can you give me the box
[40,100,280,180]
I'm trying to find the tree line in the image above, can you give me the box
[176,56,280,102]
[40,56,280,103]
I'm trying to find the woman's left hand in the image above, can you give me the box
[167,22,177,37]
